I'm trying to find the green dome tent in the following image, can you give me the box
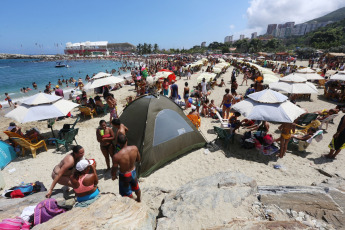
[119,95,206,177]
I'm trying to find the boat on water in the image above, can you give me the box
[55,62,66,68]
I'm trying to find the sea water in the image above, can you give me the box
[0,59,133,107]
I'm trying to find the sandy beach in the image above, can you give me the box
[1,60,344,213]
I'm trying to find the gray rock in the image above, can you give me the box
[258,185,345,229]
[157,171,257,229]
[33,193,155,230]
[207,220,313,229]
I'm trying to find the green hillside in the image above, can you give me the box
[306,7,345,23]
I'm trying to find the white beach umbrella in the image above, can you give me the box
[297,68,315,73]
[248,89,287,103]
[84,76,124,89]
[155,71,174,79]
[197,72,216,83]
[92,72,112,79]
[299,73,324,80]
[262,74,279,84]
[213,67,222,74]
[5,99,79,123]
[21,93,61,105]
[269,81,318,94]
[280,74,307,83]
[330,72,345,81]
[232,98,305,123]
[257,56,265,59]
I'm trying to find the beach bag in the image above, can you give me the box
[0,217,30,230]
[34,199,65,225]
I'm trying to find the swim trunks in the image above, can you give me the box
[223,103,231,108]
[118,169,140,197]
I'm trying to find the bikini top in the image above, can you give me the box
[74,174,94,193]
[102,134,111,138]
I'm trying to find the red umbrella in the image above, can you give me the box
[158,69,176,82]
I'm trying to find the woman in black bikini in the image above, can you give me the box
[96,120,115,170]
[46,145,85,198]
[183,82,190,109]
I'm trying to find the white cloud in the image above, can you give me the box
[245,0,345,35]
[229,24,235,29]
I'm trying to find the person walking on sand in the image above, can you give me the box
[96,120,115,171]
[278,123,296,158]
[111,133,141,202]
[325,106,345,159]
[46,145,85,198]
[4,93,14,107]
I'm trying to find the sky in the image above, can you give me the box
[1,0,345,54]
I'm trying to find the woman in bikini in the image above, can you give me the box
[46,145,85,198]
[96,120,115,170]
[220,88,233,119]
[278,123,296,158]
[231,90,243,105]
[183,82,190,109]
[71,159,99,206]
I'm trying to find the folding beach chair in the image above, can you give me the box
[10,137,47,158]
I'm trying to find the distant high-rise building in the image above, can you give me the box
[201,41,206,47]
[251,32,257,39]
[266,24,277,35]
[240,34,245,40]
[224,35,233,43]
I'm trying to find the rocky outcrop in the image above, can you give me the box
[258,186,345,229]
[33,193,155,230]
[157,171,257,229]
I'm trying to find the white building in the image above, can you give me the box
[224,36,233,43]
[65,41,109,56]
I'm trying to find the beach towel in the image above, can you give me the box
[74,194,100,208]
[0,217,30,230]
[34,199,65,225]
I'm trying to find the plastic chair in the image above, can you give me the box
[58,116,80,138]
[319,114,338,130]
[55,128,79,151]
[215,111,229,128]
[79,106,97,119]
[295,120,321,135]
[187,114,201,130]
[214,126,234,149]
[3,131,38,143]
[10,137,47,158]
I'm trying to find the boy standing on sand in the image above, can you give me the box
[5,93,14,107]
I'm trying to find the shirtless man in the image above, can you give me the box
[111,133,141,202]
[220,88,233,119]
[111,118,128,153]
[278,123,296,158]
[46,145,85,198]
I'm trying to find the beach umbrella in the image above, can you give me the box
[248,89,287,103]
[84,76,124,89]
[213,67,222,74]
[92,72,112,79]
[298,73,324,80]
[269,81,318,94]
[232,98,305,123]
[155,69,176,82]
[257,56,265,59]
[280,74,307,83]
[21,93,61,105]
[197,72,216,83]
[262,73,279,84]
[330,72,345,81]
[297,68,315,73]
[5,99,79,123]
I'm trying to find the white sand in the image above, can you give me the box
[1,61,344,198]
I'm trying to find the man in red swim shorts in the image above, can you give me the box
[111,133,141,202]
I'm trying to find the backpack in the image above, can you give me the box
[34,199,65,225]
[0,217,30,230]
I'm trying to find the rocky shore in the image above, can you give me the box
[0,53,67,61]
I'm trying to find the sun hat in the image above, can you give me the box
[76,159,93,172]
[7,122,16,131]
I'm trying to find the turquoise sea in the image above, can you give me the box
[0,59,132,107]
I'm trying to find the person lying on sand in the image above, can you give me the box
[46,145,85,198]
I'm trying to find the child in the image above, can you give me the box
[5,93,14,107]
[229,112,241,133]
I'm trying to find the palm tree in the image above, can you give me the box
[137,44,143,55]
[153,43,159,53]
[148,44,152,54]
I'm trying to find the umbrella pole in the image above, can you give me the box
[50,126,56,138]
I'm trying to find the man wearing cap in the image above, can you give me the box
[111,133,141,202]
[170,80,179,103]
[55,85,64,98]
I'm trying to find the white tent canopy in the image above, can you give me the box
[269,81,318,94]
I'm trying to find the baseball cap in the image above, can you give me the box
[56,85,59,88]
[76,159,94,172]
